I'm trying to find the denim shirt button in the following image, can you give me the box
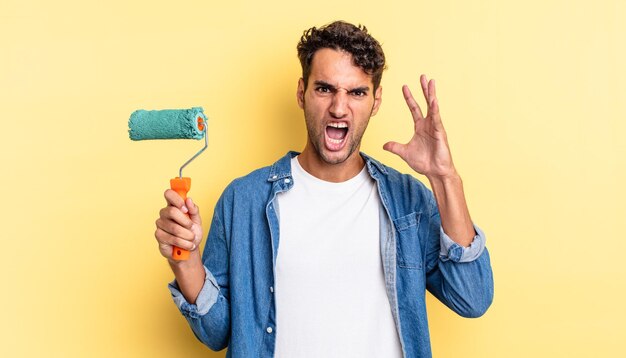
[284,178,291,184]
[449,245,463,262]
[271,175,277,179]
[266,327,273,333]
[270,286,274,293]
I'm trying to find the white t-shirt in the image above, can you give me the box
[274,157,403,358]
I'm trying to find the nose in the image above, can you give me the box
[329,90,349,119]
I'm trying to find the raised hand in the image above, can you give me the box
[383,74,457,179]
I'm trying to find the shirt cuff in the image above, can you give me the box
[168,266,220,318]
[439,224,486,263]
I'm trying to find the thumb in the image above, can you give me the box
[383,141,407,158]
[185,197,202,225]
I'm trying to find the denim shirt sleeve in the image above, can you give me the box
[165,200,232,352]
[168,266,220,317]
[439,224,486,262]
[424,190,494,318]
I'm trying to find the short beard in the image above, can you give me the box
[307,130,360,165]
[302,99,369,165]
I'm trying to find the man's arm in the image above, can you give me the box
[155,190,231,351]
[385,74,493,316]
[427,173,474,247]
[383,74,474,246]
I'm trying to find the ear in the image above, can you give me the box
[296,78,305,109]
[370,85,383,116]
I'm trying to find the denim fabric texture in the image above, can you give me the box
[168,151,494,357]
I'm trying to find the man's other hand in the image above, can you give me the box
[383,74,458,180]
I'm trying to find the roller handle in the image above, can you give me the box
[170,177,192,261]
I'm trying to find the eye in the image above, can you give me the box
[315,86,332,94]
[350,90,367,97]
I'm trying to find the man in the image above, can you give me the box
[155,21,493,357]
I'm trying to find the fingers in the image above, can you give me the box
[157,191,195,239]
[426,79,443,129]
[428,78,437,108]
[156,210,194,238]
[155,226,196,252]
[185,197,202,225]
[164,189,188,213]
[383,141,407,159]
[163,189,201,225]
[155,190,204,259]
[417,75,444,129]
[155,206,197,254]
[159,204,193,229]
[420,74,429,103]
[419,74,438,109]
[431,97,440,116]
[402,85,424,120]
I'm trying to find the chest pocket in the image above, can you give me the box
[393,212,423,269]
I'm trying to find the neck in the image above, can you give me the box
[297,145,365,183]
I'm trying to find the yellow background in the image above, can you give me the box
[2,0,625,356]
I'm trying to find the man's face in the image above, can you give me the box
[297,48,382,165]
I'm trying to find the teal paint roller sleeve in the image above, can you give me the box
[128,107,206,140]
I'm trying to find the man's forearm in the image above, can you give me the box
[427,172,475,247]
[169,250,206,304]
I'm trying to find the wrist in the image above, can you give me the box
[168,249,202,269]
[426,168,461,184]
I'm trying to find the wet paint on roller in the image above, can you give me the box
[128,107,206,140]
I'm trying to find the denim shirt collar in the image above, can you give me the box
[362,152,389,177]
[267,151,299,182]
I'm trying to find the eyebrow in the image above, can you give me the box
[313,80,370,94]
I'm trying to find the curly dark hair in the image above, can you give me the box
[297,21,386,91]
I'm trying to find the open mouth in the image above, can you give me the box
[325,122,349,149]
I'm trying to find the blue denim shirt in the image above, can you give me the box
[169,151,494,357]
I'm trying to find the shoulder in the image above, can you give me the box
[230,166,272,189]
[217,152,295,204]
[220,164,272,203]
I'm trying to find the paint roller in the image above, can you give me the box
[128,107,208,260]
